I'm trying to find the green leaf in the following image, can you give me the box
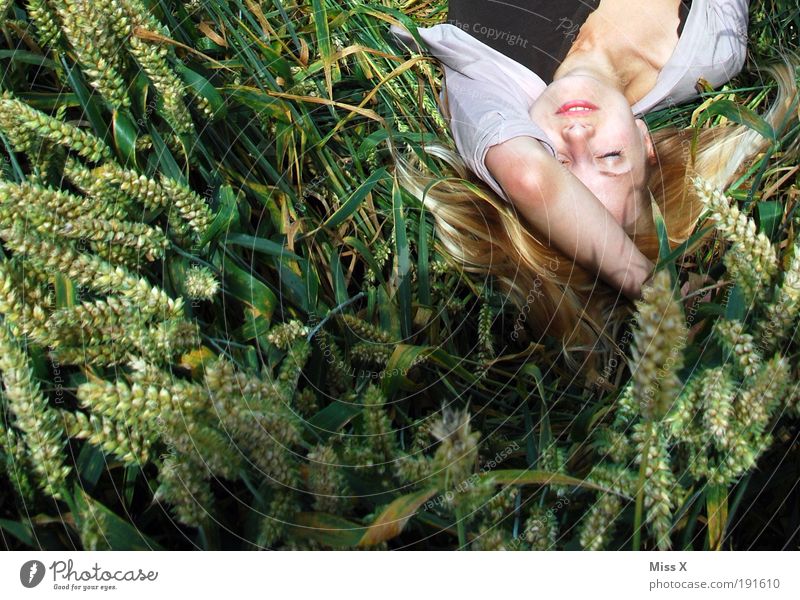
[417,205,431,305]
[234,313,270,342]
[725,283,746,321]
[303,254,320,314]
[651,192,678,285]
[60,55,111,149]
[696,99,776,142]
[222,254,277,322]
[225,85,289,118]
[286,512,367,548]
[320,167,389,230]
[693,301,726,319]
[112,109,138,167]
[199,185,239,247]
[124,465,139,508]
[145,123,183,180]
[75,444,106,490]
[310,0,334,98]
[224,232,303,262]
[706,484,729,551]
[377,283,400,338]
[0,50,57,70]
[757,199,783,241]
[381,344,478,398]
[392,175,412,339]
[520,362,547,401]
[53,272,78,309]
[0,518,36,547]
[355,129,388,162]
[381,344,426,396]
[165,253,190,299]
[15,92,79,111]
[358,488,438,547]
[69,485,164,550]
[130,71,151,118]
[304,399,363,443]
[656,224,715,267]
[276,261,309,312]
[330,247,349,307]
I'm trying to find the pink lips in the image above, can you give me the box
[555,100,599,115]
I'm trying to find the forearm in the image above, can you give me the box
[486,136,654,300]
[534,163,654,300]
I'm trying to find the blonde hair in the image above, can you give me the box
[389,56,800,383]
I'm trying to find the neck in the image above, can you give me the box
[553,0,679,105]
[552,25,653,104]
[554,47,627,87]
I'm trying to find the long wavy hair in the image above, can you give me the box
[389,56,800,382]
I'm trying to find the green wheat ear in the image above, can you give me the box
[25,0,62,48]
[692,176,779,306]
[756,239,800,355]
[714,318,762,379]
[306,443,348,514]
[429,406,481,511]
[632,421,677,550]
[184,264,220,301]
[579,493,622,551]
[629,268,688,421]
[0,318,70,500]
[361,383,398,466]
[49,0,131,109]
[0,260,52,346]
[0,94,112,162]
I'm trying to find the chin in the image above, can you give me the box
[547,75,606,96]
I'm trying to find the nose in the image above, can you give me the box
[560,122,595,163]
[561,121,594,141]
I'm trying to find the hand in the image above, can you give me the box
[620,258,656,302]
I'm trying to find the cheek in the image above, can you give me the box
[625,122,648,152]
[604,123,637,147]
[529,100,547,123]
[529,107,560,144]
[530,88,565,121]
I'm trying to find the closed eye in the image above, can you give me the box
[557,150,623,166]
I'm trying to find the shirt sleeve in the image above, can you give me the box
[705,0,749,88]
[389,23,556,203]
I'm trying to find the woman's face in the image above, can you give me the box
[529,73,655,229]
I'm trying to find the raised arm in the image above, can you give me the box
[485,135,655,300]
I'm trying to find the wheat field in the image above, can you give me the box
[0,0,799,551]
